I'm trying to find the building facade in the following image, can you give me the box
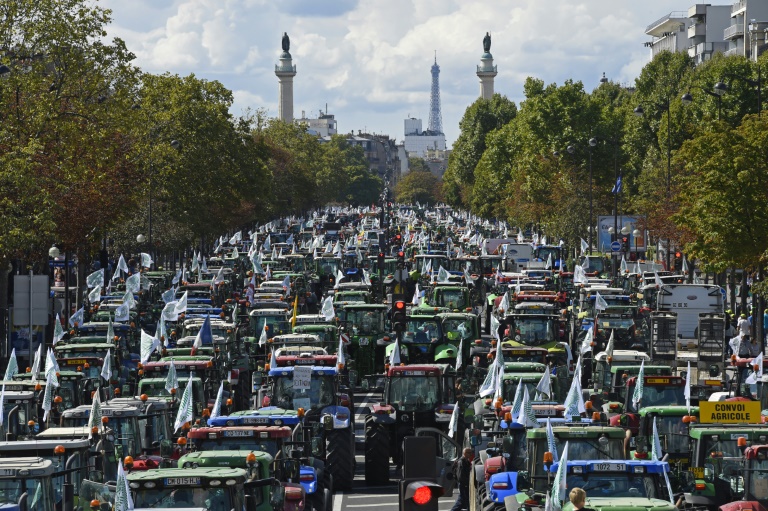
[403,117,446,158]
[687,4,730,64]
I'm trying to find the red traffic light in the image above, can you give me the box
[398,251,405,258]
[379,253,385,258]
[622,237,628,242]
[675,252,682,258]
[396,234,402,241]
[394,301,406,311]
[413,486,432,505]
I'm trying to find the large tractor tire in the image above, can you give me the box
[326,428,355,491]
[364,415,390,484]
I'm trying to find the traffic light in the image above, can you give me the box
[397,250,405,269]
[377,252,385,272]
[399,479,443,511]
[393,300,407,333]
[674,252,683,271]
[621,237,629,252]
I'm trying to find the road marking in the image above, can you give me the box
[332,490,344,511]
[347,495,398,500]
[345,504,398,508]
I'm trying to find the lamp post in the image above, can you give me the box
[48,245,60,342]
[681,84,725,121]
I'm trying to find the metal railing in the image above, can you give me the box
[646,11,688,33]
[725,24,745,39]
[732,0,746,15]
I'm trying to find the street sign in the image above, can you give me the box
[340,332,350,344]
[610,241,621,252]
[699,401,760,424]
[13,274,49,326]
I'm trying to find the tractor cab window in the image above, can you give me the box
[403,320,440,344]
[438,290,466,310]
[389,376,440,412]
[273,375,334,411]
[511,318,555,346]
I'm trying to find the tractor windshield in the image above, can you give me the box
[747,459,768,502]
[344,310,384,335]
[443,319,474,342]
[0,477,55,511]
[133,486,237,510]
[626,383,686,413]
[564,471,662,499]
[510,317,556,346]
[273,374,335,411]
[402,319,440,344]
[389,375,440,412]
[199,439,279,458]
[436,290,467,310]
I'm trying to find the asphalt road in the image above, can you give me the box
[331,391,457,511]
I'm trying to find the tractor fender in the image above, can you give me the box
[487,471,519,504]
[368,407,397,425]
[321,405,352,429]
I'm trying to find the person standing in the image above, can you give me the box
[451,447,474,511]
[738,313,751,340]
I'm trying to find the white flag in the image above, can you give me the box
[101,349,112,382]
[140,329,160,364]
[174,374,194,432]
[595,292,608,311]
[114,302,130,322]
[140,253,153,268]
[535,367,552,400]
[259,325,268,346]
[337,336,346,367]
[390,338,401,365]
[86,269,104,289]
[321,296,335,322]
[88,285,102,303]
[210,381,225,419]
[448,402,460,438]
[684,361,692,413]
[30,344,43,384]
[580,238,589,254]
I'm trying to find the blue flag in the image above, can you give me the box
[611,174,623,194]
[194,315,214,348]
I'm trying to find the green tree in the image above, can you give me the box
[442,94,517,207]
[674,115,768,271]
[0,0,142,310]
[395,168,442,205]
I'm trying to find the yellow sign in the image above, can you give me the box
[66,359,87,365]
[699,401,761,424]
[690,466,704,479]
[705,379,723,386]
[646,377,671,384]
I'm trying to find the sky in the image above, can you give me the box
[99,0,725,147]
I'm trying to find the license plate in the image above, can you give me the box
[165,477,200,486]
[223,430,253,437]
[591,463,625,472]
[0,470,15,476]
[359,337,369,346]
[66,359,87,365]
[243,417,270,425]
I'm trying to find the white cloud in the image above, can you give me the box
[101,0,695,146]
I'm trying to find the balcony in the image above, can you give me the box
[688,23,705,39]
[732,0,746,16]
[646,11,687,37]
[688,4,707,17]
[724,47,743,56]
[725,24,745,40]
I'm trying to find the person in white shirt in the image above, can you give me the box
[738,314,751,339]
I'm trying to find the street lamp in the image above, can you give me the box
[137,234,146,244]
[48,245,60,259]
[681,83,725,120]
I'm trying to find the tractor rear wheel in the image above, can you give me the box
[326,428,355,491]
[364,415,390,484]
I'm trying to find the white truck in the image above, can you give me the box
[652,283,726,382]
